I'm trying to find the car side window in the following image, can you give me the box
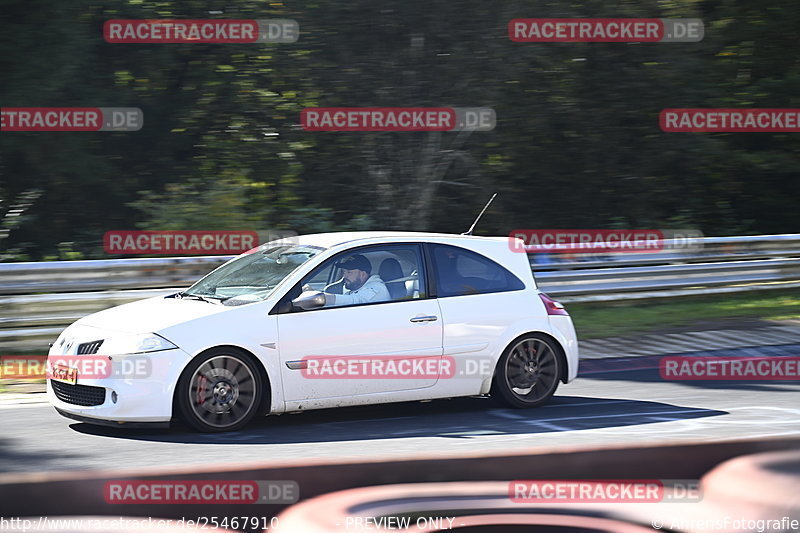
[297,244,427,310]
[431,244,525,297]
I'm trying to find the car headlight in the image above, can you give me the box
[101,333,177,355]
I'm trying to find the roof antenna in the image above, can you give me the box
[462,193,497,236]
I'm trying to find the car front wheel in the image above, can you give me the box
[491,334,561,408]
[177,348,263,432]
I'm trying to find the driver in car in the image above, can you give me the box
[327,254,390,306]
[305,254,391,307]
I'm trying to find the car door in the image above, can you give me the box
[274,243,443,403]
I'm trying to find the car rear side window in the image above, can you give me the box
[431,244,525,297]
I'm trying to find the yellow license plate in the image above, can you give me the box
[51,364,77,385]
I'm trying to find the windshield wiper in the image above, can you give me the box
[175,291,221,304]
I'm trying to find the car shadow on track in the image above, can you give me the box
[580,352,800,392]
[0,436,85,468]
[68,395,725,444]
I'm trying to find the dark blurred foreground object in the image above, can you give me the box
[277,449,800,533]
[1,437,798,533]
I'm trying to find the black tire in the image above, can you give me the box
[177,347,263,432]
[491,333,561,408]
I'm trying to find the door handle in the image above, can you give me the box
[410,315,438,323]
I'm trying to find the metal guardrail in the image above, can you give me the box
[2,234,800,351]
[0,256,228,295]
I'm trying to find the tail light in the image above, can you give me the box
[539,292,569,316]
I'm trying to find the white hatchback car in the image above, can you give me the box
[48,232,579,432]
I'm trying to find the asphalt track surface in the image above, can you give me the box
[1,345,799,474]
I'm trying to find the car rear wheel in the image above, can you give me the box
[491,334,561,408]
[177,348,263,432]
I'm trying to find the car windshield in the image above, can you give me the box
[182,244,325,305]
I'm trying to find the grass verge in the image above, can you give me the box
[567,289,800,339]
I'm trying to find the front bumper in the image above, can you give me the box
[54,408,171,429]
[47,347,190,424]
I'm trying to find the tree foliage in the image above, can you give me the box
[1,0,798,259]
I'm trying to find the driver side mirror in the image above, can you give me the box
[292,290,326,311]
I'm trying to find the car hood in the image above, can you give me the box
[76,295,230,335]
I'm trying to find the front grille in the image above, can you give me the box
[77,340,103,355]
[51,381,106,406]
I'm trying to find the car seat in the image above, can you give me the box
[378,258,406,300]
